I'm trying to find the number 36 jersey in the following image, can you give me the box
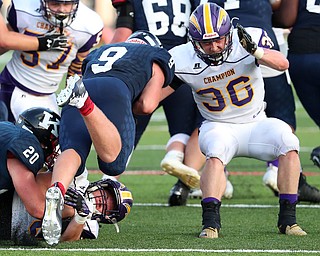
[170,28,269,124]
[0,122,44,193]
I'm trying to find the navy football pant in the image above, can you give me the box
[59,77,135,176]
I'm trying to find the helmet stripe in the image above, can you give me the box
[217,8,228,32]
[204,3,214,35]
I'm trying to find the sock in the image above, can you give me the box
[202,197,220,204]
[51,182,66,196]
[80,96,94,116]
[279,194,298,204]
[267,159,279,167]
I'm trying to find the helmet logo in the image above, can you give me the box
[217,9,228,32]
[39,111,59,137]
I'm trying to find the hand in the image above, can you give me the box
[236,23,257,54]
[236,24,264,59]
[37,30,69,51]
[65,187,90,218]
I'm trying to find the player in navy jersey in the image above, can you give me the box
[41,30,175,244]
[274,0,320,180]
[110,0,234,206]
[0,107,60,221]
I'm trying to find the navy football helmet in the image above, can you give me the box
[85,179,133,224]
[16,107,60,169]
[189,3,233,65]
[126,30,162,48]
[41,0,79,30]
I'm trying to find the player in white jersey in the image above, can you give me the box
[166,3,307,238]
[0,0,103,121]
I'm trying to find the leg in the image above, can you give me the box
[199,157,225,239]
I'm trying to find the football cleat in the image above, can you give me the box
[168,180,190,206]
[298,173,320,203]
[263,164,279,196]
[199,227,219,239]
[188,172,233,199]
[311,146,320,168]
[189,188,202,199]
[42,186,64,245]
[278,224,307,236]
[161,156,200,189]
[56,74,88,108]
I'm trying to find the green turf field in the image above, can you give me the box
[1,53,320,255]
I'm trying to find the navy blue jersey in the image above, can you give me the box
[294,0,320,29]
[0,0,2,8]
[82,42,174,102]
[128,0,196,50]
[203,0,279,50]
[0,122,44,191]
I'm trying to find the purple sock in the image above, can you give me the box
[267,159,279,167]
[202,197,220,204]
[280,194,298,204]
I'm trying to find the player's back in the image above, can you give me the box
[131,0,194,49]
[0,122,44,191]
[82,42,174,101]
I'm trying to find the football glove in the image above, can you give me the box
[236,23,264,59]
[37,30,68,51]
[65,187,90,218]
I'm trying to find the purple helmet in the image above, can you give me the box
[85,179,133,224]
[189,3,233,65]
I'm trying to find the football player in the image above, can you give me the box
[184,0,320,204]
[0,0,68,52]
[0,107,60,222]
[1,173,133,245]
[166,3,307,238]
[0,0,103,122]
[110,0,233,206]
[41,30,174,245]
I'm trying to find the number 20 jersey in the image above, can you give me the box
[0,122,44,192]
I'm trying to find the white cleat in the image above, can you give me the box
[188,173,233,199]
[161,157,200,189]
[224,179,234,199]
[56,74,88,108]
[263,164,279,195]
[42,186,64,245]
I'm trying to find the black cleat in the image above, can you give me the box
[298,173,320,203]
[168,180,190,206]
[311,146,320,168]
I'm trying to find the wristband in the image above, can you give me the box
[37,37,48,51]
[79,96,94,116]
[253,47,264,60]
[74,212,87,225]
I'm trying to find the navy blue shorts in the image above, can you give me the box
[59,77,135,176]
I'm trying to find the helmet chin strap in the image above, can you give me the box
[59,21,64,34]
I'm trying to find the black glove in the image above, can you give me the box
[37,30,68,51]
[65,187,90,217]
[236,23,257,55]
